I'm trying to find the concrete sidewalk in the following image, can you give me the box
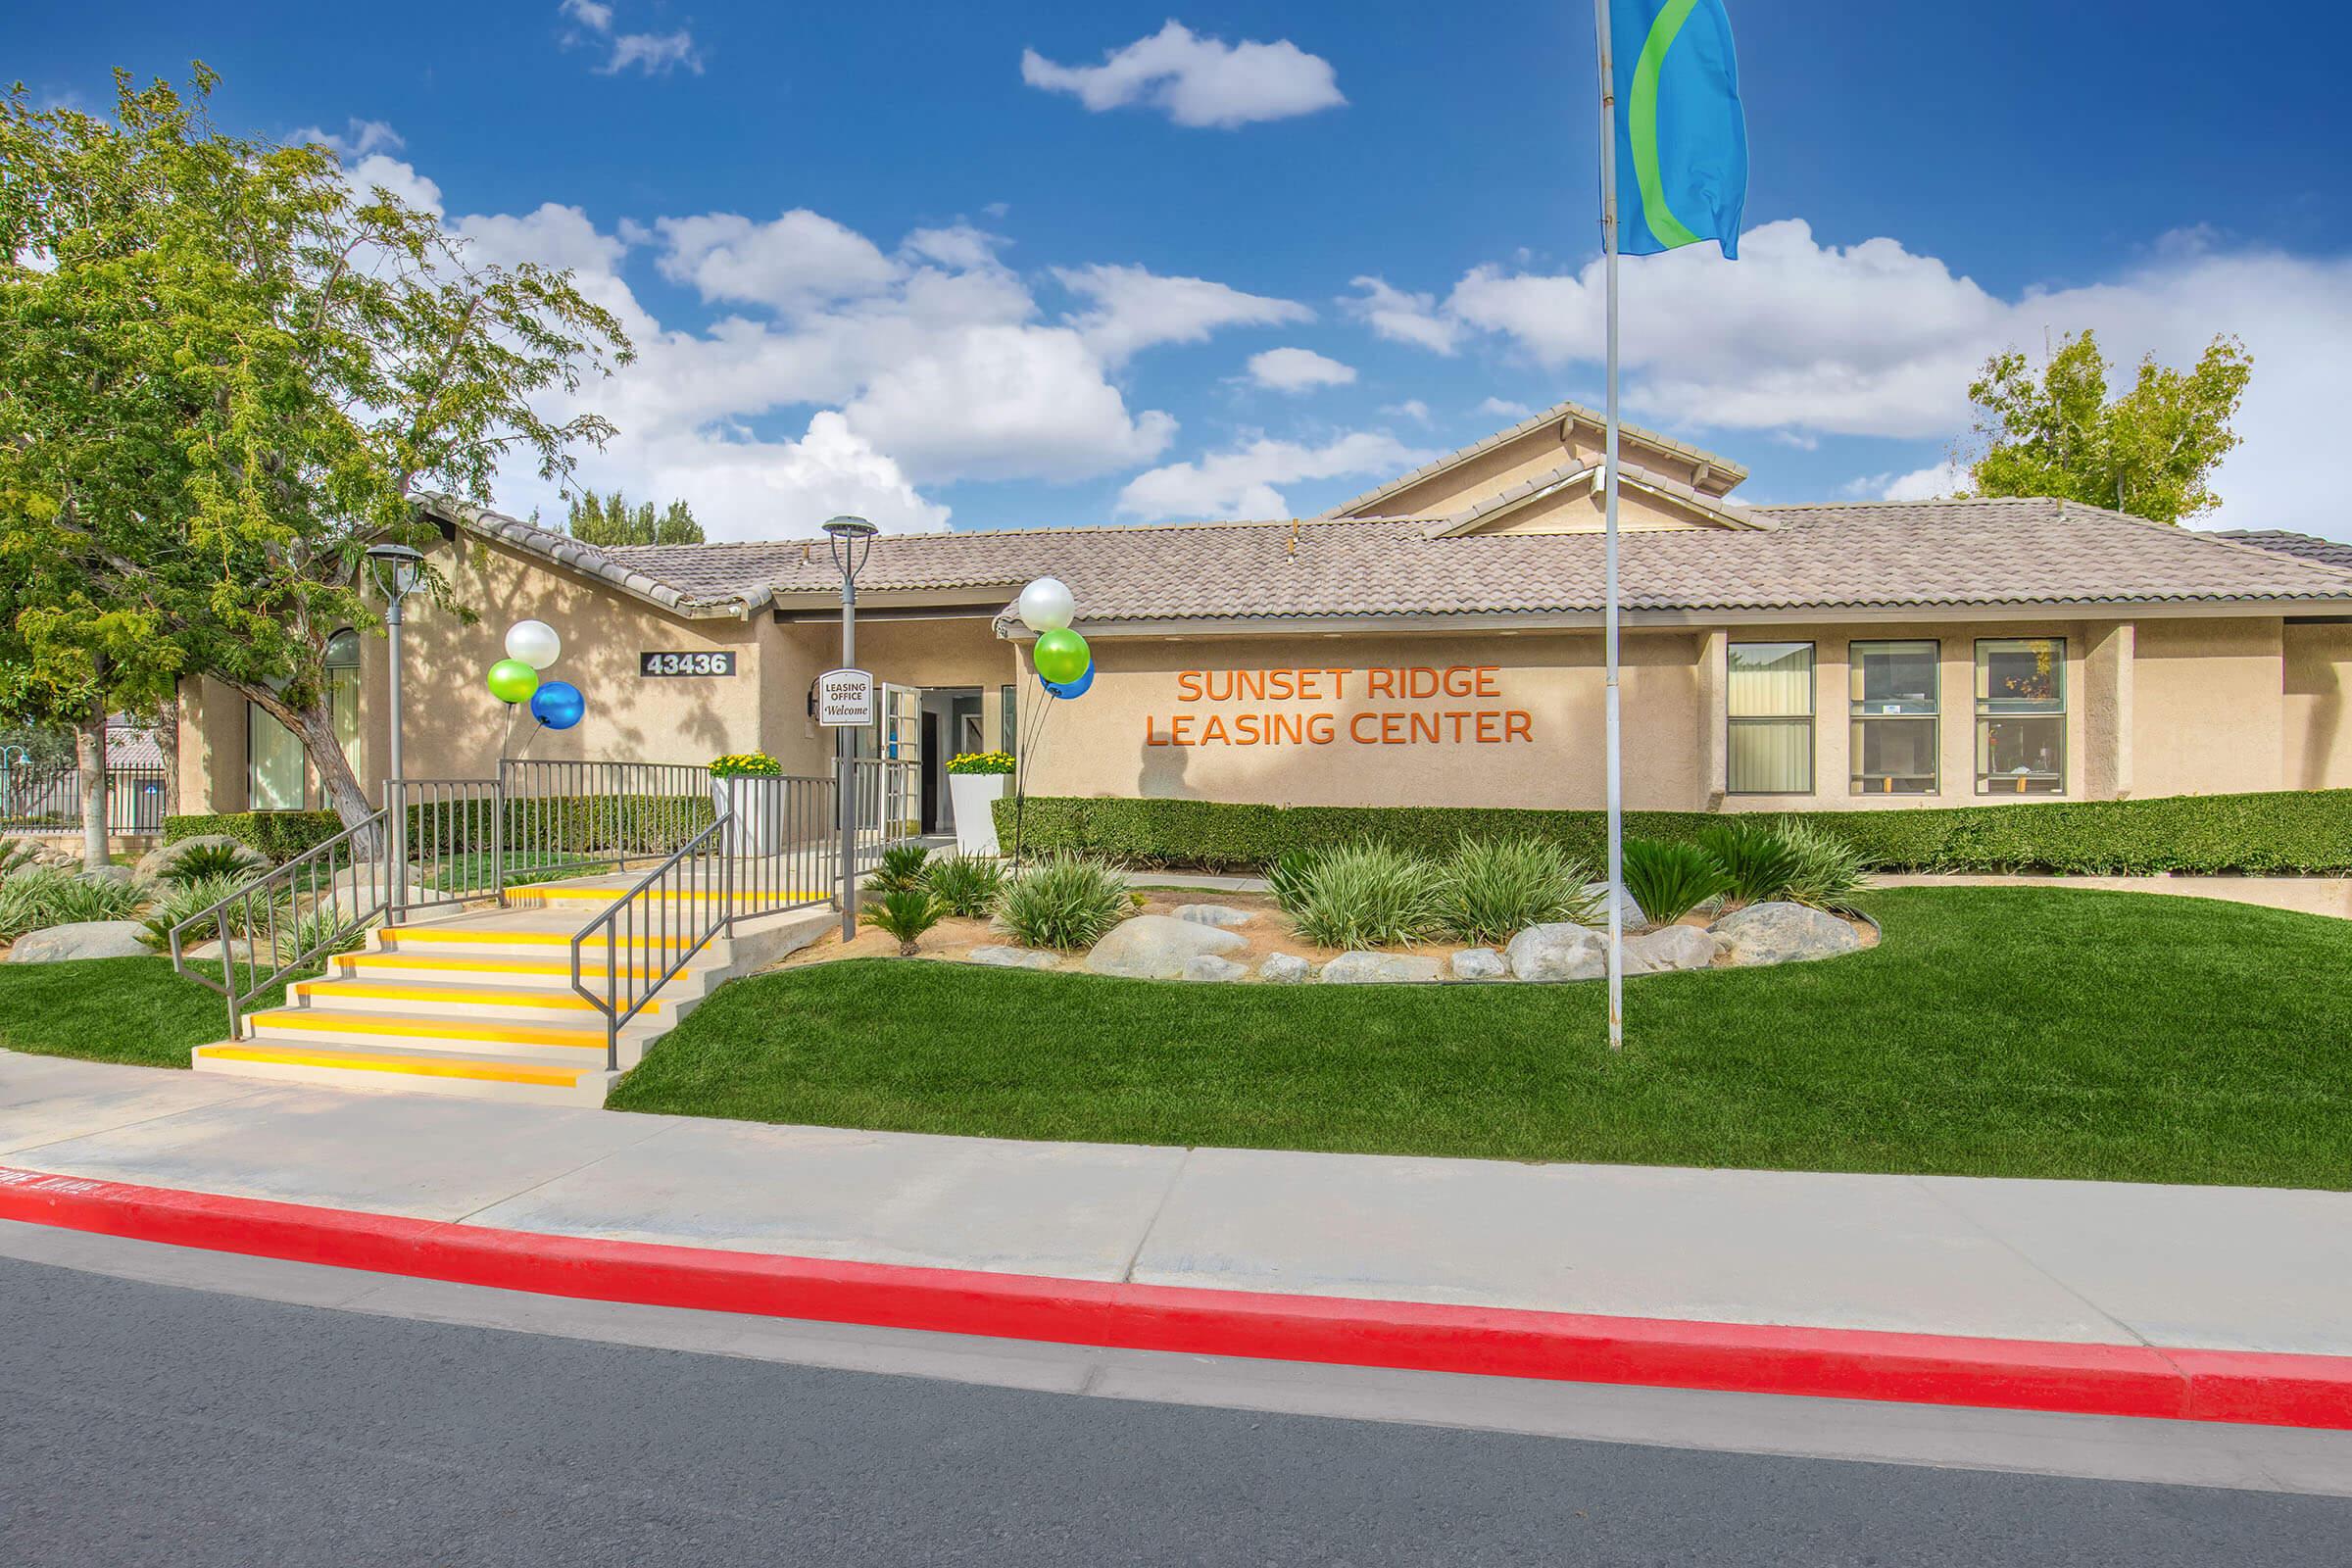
[5,1050,2349,1357]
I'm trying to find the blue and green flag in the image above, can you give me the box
[1610,0,1748,258]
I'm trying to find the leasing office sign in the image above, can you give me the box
[815,667,876,727]
[1146,665,1535,748]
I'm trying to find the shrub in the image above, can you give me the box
[1275,841,1442,950]
[158,839,271,885]
[1620,839,1732,926]
[922,854,1006,918]
[140,873,293,950]
[0,870,152,942]
[870,842,933,895]
[1775,817,1872,909]
[274,906,368,968]
[1696,820,1802,907]
[164,810,343,861]
[1433,838,1597,945]
[997,855,1130,951]
[864,889,947,956]
[945,751,1016,776]
[994,790,2352,878]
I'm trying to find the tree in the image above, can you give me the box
[565,489,705,546]
[0,67,631,829]
[1965,331,2252,525]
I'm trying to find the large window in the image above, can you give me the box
[325,627,363,785]
[1849,640,1939,795]
[246,704,306,809]
[1001,683,1018,755]
[1728,642,1815,794]
[1976,638,2066,795]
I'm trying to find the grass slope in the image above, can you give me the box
[611,888,2352,1189]
[0,957,284,1068]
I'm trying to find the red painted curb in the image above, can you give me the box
[5,1162,2348,1431]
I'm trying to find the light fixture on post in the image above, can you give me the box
[366,541,426,912]
[822,515,878,940]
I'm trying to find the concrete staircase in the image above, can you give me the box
[190,873,833,1106]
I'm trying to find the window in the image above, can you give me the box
[1976,638,2066,795]
[246,703,306,809]
[324,627,363,785]
[1849,640,1938,794]
[1728,642,1814,794]
[1000,683,1018,755]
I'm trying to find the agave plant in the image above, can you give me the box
[1619,839,1733,927]
[863,888,946,956]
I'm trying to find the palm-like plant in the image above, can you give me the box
[864,888,946,956]
[1695,820,1801,908]
[1620,839,1733,926]
[870,843,933,895]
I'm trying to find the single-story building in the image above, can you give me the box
[173,399,2352,834]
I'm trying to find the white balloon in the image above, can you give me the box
[1017,577,1075,633]
[505,619,562,670]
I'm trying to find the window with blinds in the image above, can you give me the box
[1728,642,1815,794]
[1849,640,1938,794]
[246,703,306,809]
[325,627,364,785]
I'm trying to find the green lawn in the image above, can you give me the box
[0,957,287,1068]
[610,887,2352,1189]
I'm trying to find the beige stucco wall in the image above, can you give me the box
[2283,621,2352,789]
[2129,616,2284,799]
[1016,630,1707,810]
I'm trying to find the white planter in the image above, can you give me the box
[710,776,784,858]
[948,772,1008,857]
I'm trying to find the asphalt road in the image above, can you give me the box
[5,1254,2348,1568]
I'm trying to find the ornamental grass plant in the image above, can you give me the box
[921,853,1007,918]
[1432,838,1599,946]
[0,870,151,943]
[1774,816,1873,910]
[996,855,1130,951]
[1275,841,1443,950]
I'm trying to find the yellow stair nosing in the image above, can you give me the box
[380,926,707,950]
[247,1008,618,1049]
[334,953,663,979]
[199,1043,584,1087]
[291,979,664,1013]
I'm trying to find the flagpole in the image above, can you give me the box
[1592,0,1626,1052]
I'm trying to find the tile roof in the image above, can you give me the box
[1321,396,1747,519]
[433,497,2352,630]
[2216,529,2352,573]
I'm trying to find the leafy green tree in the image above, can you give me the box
[0,67,631,828]
[1966,331,2252,524]
[565,489,705,546]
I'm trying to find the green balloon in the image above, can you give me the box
[486,659,540,705]
[1032,627,1090,685]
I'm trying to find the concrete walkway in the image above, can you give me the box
[5,1051,2349,1356]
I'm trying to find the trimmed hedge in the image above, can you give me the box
[993,791,2352,876]
[162,810,345,862]
[404,794,715,858]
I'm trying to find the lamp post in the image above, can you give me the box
[823,515,877,941]
[366,542,425,908]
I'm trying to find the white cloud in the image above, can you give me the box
[1118,430,1432,520]
[1055,263,1309,365]
[1246,346,1355,392]
[1020,22,1345,129]
[1364,218,2352,535]
[1343,275,1459,355]
[559,0,704,76]
[625,412,951,536]
[1476,396,1533,419]
[1868,461,1970,502]
[654,210,901,314]
[1382,399,1432,423]
[288,118,405,157]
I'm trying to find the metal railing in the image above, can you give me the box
[169,808,393,1039]
[1,765,169,834]
[853,758,921,869]
[388,777,504,911]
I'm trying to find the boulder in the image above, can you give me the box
[6,919,152,963]
[1449,947,1508,981]
[1579,882,1648,929]
[969,945,1060,970]
[1182,954,1249,982]
[1256,953,1313,984]
[1319,951,1444,984]
[134,835,267,882]
[1709,902,1862,966]
[1505,922,1658,983]
[1626,924,1719,973]
[1085,914,1248,980]
[1172,903,1255,928]
[80,863,141,886]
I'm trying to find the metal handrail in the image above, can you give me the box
[569,812,735,1071]
[169,808,392,1040]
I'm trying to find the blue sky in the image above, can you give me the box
[17,2,2351,539]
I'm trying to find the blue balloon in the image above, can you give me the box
[1040,661,1094,700]
[529,680,585,730]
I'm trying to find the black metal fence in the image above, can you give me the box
[0,766,169,835]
